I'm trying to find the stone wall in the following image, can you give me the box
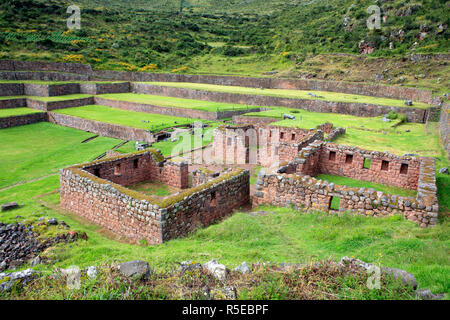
[440,103,449,158]
[253,144,438,227]
[0,71,90,81]
[0,60,92,74]
[48,112,155,144]
[60,150,250,243]
[27,97,95,111]
[79,82,131,95]
[24,83,80,97]
[0,98,26,109]
[0,112,47,129]
[326,127,346,141]
[0,83,24,96]
[295,141,421,190]
[0,60,436,105]
[232,115,279,126]
[94,97,261,120]
[131,83,429,123]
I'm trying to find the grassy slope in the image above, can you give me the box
[53,105,207,131]
[146,81,432,109]
[0,122,123,188]
[0,107,40,117]
[97,93,256,112]
[316,174,417,198]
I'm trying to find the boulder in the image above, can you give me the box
[381,267,418,290]
[203,259,228,281]
[86,266,97,279]
[438,167,449,175]
[29,256,42,267]
[1,202,19,212]
[47,218,58,226]
[416,288,444,300]
[180,261,202,273]
[118,260,151,279]
[0,269,38,292]
[233,262,251,274]
[404,100,413,106]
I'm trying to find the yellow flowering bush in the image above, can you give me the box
[60,54,86,63]
[138,64,158,72]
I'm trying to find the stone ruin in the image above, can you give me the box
[60,149,250,244]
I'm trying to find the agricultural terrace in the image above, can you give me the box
[53,105,218,132]
[97,93,260,112]
[144,82,433,109]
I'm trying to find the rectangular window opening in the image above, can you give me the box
[345,154,353,164]
[329,151,336,161]
[280,132,285,139]
[291,133,296,141]
[93,168,100,177]
[114,164,121,175]
[400,163,409,175]
[381,160,389,171]
[133,159,139,169]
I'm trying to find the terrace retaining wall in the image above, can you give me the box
[47,112,155,144]
[0,60,437,105]
[0,112,47,129]
[440,103,450,158]
[94,97,261,120]
[79,82,131,95]
[0,83,24,96]
[232,115,279,125]
[0,98,26,109]
[131,83,428,123]
[24,83,80,97]
[27,97,95,111]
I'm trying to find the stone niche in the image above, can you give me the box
[60,149,250,244]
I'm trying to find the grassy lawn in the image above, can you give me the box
[0,107,41,117]
[315,174,418,198]
[27,94,93,102]
[145,81,432,109]
[127,181,180,198]
[97,93,258,112]
[53,105,208,132]
[0,122,123,188]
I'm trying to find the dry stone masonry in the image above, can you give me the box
[253,140,439,227]
[60,149,250,243]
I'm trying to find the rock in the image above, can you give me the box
[222,286,237,299]
[1,202,19,212]
[382,267,418,290]
[118,260,151,279]
[382,117,391,122]
[203,259,228,281]
[0,269,38,292]
[86,266,97,279]
[180,261,202,273]
[416,288,444,300]
[0,261,6,272]
[47,218,58,226]
[404,100,413,106]
[438,167,449,175]
[29,256,42,267]
[233,262,251,274]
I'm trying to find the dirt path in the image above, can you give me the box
[0,173,58,192]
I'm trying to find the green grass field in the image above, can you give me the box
[315,174,418,198]
[0,96,26,100]
[97,93,259,112]
[53,105,211,132]
[145,81,432,109]
[0,107,41,117]
[0,122,123,188]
